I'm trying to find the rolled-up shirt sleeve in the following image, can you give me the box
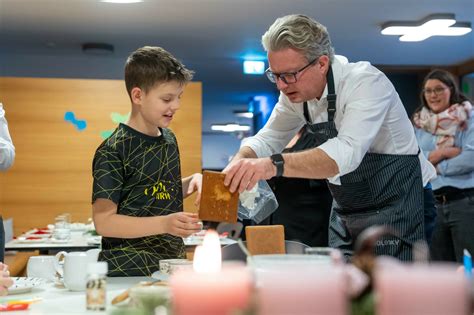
[318,71,393,183]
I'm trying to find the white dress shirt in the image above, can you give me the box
[242,55,436,185]
[0,103,15,170]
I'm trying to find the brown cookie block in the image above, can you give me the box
[245,225,286,255]
[198,170,239,223]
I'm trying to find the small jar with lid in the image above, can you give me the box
[86,262,108,311]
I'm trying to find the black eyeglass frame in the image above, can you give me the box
[265,58,318,84]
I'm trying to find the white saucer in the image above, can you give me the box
[86,236,101,245]
[151,271,170,282]
[8,277,46,295]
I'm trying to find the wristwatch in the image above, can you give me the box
[270,154,285,177]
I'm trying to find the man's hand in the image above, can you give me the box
[0,263,13,296]
[163,212,202,238]
[223,157,276,193]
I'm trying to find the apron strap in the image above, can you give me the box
[303,66,337,124]
[303,101,311,124]
[327,66,336,122]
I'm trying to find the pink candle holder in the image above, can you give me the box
[375,263,470,315]
[256,265,348,315]
[170,264,252,315]
[170,230,252,315]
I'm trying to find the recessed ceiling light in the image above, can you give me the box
[233,110,254,118]
[211,124,251,132]
[381,13,472,42]
[100,0,143,3]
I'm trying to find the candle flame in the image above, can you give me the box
[193,230,222,273]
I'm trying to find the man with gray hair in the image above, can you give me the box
[0,102,15,265]
[224,14,436,261]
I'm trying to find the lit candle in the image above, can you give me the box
[170,230,252,315]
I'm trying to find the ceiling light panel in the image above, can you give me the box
[381,14,472,42]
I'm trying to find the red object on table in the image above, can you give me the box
[32,230,50,235]
[0,303,30,311]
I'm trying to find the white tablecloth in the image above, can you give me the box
[1,276,152,314]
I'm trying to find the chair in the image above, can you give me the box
[216,222,243,240]
[221,240,310,262]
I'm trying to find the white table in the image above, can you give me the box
[1,276,153,314]
[6,233,236,255]
[5,232,100,255]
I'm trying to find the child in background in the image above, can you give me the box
[92,46,202,277]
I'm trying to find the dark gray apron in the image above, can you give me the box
[303,67,424,261]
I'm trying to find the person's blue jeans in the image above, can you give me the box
[424,185,437,246]
[0,216,4,263]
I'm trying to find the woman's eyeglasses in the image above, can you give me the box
[423,87,448,96]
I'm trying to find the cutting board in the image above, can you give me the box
[198,171,239,223]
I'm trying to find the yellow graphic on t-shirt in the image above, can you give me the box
[144,182,171,200]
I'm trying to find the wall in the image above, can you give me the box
[0,77,202,235]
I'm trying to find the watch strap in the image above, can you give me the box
[270,154,284,177]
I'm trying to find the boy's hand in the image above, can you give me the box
[185,173,202,207]
[0,263,13,296]
[163,212,202,238]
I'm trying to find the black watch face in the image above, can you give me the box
[271,154,283,163]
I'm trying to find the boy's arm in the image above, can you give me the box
[181,173,202,206]
[92,198,202,238]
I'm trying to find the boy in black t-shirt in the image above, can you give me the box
[92,46,202,277]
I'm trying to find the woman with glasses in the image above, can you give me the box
[413,69,474,262]
[223,14,437,261]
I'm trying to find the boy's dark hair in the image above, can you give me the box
[124,46,194,98]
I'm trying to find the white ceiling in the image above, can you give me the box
[1,0,474,131]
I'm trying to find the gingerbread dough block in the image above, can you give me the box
[199,170,239,222]
[245,225,286,255]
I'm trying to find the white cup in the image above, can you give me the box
[159,259,191,275]
[27,256,57,281]
[53,228,71,241]
[54,251,89,291]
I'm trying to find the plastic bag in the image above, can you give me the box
[238,180,279,224]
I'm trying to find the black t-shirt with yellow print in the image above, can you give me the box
[92,123,185,277]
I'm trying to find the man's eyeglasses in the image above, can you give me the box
[423,87,448,96]
[265,58,318,84]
